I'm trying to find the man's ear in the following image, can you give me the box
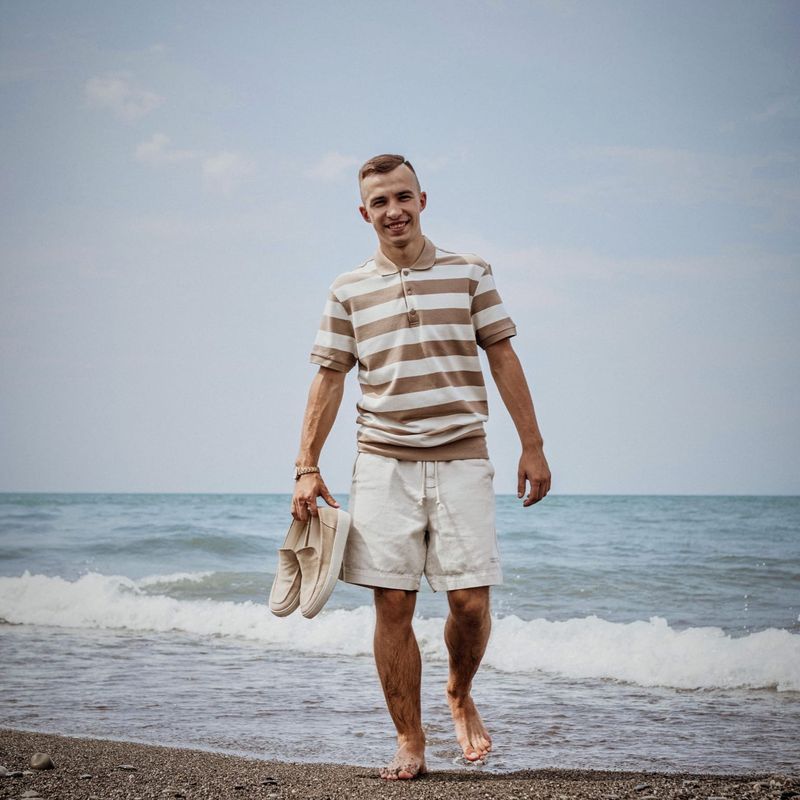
[419,191,427,212]
[359,205,370,223]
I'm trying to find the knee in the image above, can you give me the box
[448,588,490,625]
[374,588,416,626]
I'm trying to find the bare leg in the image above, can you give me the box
[445,586,493,761]
[373,587,427,780]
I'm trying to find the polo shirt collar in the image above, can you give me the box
[374,237,436,276]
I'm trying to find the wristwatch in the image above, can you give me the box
[295,465,320,480]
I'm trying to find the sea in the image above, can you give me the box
[0,493,798,774]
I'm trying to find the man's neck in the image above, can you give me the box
[380,235,426,268]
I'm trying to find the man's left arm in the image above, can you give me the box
[485,338,551,506]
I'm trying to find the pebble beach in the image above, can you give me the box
[1,730,797,800]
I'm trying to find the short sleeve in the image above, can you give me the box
[470,265,517,349]
[309,290,357,372]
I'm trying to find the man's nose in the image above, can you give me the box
[386,203,401,218]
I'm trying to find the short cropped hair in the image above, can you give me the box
[358,154,420,190]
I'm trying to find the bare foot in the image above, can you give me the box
[379,736,427,780]
[447,692,492,762]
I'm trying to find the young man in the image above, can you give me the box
[291,154,550,780]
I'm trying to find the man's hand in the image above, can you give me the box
[518,446,551,507]
[291,472,340,521]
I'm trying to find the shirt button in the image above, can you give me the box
[407,287,414,294]
[403,269,410,276]
[408,309,417,316]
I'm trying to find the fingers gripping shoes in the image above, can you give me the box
[268,508,351,619]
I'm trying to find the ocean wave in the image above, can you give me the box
[137,571,215,587]
[1,571,798,692]
[92,527,268,556]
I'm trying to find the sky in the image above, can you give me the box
[1,0,798,495]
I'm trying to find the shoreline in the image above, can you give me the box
[1,729,795,800]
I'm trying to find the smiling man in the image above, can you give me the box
[291,153,551,780]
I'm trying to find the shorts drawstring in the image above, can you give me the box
[418,461,443,510]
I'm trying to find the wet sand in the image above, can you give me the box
[0,729,795,800]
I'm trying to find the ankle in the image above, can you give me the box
[446,685,471,704]
[397,730,426,749]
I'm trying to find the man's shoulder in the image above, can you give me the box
[328,257,379,293]
[433,245,493,276]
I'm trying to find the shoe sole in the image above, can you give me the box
[269,592,300,617]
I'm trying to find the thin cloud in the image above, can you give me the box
[202,151,255,194]
[305,152,360,181]
[85,74,163,121]
[135,133,198,165]
[133,134,254,194]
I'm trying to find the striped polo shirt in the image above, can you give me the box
[310,237,517,461]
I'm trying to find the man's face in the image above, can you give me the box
[359,164,427,252]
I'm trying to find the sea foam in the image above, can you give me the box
[137,571,215,587]
[1,571,798,692]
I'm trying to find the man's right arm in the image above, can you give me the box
[291,365,346,521]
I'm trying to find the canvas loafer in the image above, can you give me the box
[297,507,351,619]
[268,508,351,618]
[268,518,306,616]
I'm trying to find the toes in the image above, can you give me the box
[462,736,492,761]
[462,741,482,760]
[381,760,423,780]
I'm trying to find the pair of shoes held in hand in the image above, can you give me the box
[269,507,351,619]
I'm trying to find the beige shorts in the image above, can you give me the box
[342,452,503,592]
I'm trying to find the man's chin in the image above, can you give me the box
[381,233,411,249]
